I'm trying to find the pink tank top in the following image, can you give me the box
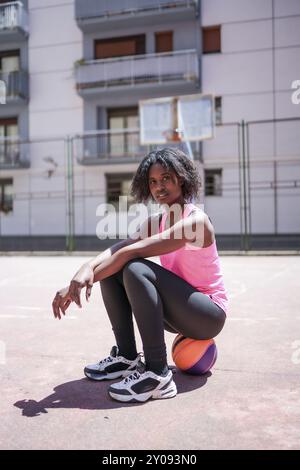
[159,203,229,314]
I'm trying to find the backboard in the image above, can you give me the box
[139,93,215,145]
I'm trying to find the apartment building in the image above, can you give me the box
[0,0,29,228]
[201,0,300,244]
[0,0,299,250]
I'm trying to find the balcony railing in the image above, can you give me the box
[75,50,199,93]
[73,128,200,165]
[0,137,30,169]
[75,0,198,20]
[0,1,28,36]
[0,70,29,101]
[73,129,150,165]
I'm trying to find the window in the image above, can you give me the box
[107,107,139,155]
[0,118,19,164]
[95,35,146,60]
[205,169,222,196]
[0,50,20,73]
[215,96,222,125]
[155,31,173,53]
[0,178,13,214]
[202,26,221,54]
[106,173,135,209]
[0,51,20,99]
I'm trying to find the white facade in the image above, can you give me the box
[201,0,300,235]
[0,0,299,245]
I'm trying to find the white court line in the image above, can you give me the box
[0,314,78,319]
[0,314,30,318]
[227,281,247,299]
[227,317,258,325]
[227,264,292,300]
[4,306,44,311]
[227,317,281,326]
[4,306,81,313]
[0,273,36,286]
[0,278,19,286]
[228,317,278,321]
[269,265,292,280]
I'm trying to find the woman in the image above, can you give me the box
[52,148,228,404]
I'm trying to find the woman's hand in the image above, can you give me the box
[68,263,94,308]
[52,286,73,320]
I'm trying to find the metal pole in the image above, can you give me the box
[241,120,249,251]
[274,152,278,235]
[65,136,70,251]
[237,122,244,251]
[65,136,75,251]
[69,137,75,251]
[246,122,252,250]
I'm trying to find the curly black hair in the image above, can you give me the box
[130,148,202,203]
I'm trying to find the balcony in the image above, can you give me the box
[0,2,29,41]
[0,138,30,169]
[0,70,29,103]
[73,129,150,165]
[73,128,200,165]
[75,50,199,96]
[75,0,199,32]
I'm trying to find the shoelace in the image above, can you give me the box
[123,361,146,384]
[99,351,144,368]
[98,356,113,366]
[123,371,141,384]
[123,363,176,384]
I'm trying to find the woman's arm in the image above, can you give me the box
[69,218,148,283]
[93,212,205,282]
[86,238,136,270]
[66,215,155,305]
[57,212,204,311]
[87,213,155,270]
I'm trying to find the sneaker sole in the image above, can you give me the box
[84,368,135,381]
[108,381,177,403]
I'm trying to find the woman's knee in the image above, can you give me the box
[197,309,226,339]
[176,307,226,340]
[122,258,149,282]
[212,309,226,337]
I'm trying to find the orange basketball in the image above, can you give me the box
[172,334,217,375]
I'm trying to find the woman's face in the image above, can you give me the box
[148,163,184,206]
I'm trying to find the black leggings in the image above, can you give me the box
[100,258,226,370]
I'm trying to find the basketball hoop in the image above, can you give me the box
[163,129,182,143]
[139,94,214,145]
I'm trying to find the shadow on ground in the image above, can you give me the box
[14,369,212,417]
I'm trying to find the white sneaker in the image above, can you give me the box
[108,362,177,403]
[84,346,143,381]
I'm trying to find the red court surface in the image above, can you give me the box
[0,255,299,450]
